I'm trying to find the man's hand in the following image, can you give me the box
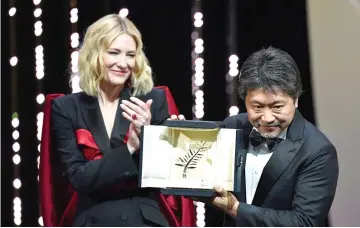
[168,114,186,120]
[211,185,239,218]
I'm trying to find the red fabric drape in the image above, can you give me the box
[39,87,196,227]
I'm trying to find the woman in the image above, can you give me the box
[52,14,171,226]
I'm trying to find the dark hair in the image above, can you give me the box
[238,47,302,100]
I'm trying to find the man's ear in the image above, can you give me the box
[295,98,299,108]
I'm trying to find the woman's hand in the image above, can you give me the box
[126,123,140,155]
[120,97,152,135]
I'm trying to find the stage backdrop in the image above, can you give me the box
[307,0,360,226]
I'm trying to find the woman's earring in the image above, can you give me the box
[126,78,132,88]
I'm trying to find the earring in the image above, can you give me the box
[126,78,132,88]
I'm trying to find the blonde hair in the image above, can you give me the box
[73,14,154,96]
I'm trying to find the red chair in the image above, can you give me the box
[39,86,196,227]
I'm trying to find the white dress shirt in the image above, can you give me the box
[245,128,287,204]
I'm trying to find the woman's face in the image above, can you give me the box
[102,34,136,87]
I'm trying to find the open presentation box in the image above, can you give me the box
[139,120,244,197]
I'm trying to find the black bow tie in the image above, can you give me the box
[249,130,283,151]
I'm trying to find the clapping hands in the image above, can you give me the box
[120,97,152,154]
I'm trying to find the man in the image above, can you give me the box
[174,47,338,226]
[211,47,338,226]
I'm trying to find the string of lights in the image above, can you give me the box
[191,0,206,226]
[226,0,239,116]
[192,0,205,121]
[33,0,45,225]
[9,0,22,226]
[70,0,80,93]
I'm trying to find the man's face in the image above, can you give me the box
[245,89,297,138]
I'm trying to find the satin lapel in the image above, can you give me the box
[238,119,253,203]
[251,109,305,207]
[110,88,132,148]
[79,93,110,153]
[237,153,247,203]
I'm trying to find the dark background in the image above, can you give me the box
[2,0,317,226]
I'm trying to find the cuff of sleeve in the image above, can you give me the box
[107,144,139,177]
[236,203,256,226]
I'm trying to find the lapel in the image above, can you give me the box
[236,118,253,204]
[79,88,132,153]
[80,93,110,153]
[251,109,305,206]
[109,88,132,148]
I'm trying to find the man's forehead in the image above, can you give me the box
[247,89,291,103]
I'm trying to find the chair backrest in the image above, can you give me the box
[39,86,188,227]
[155,86,179,116]
[39,93,66,227]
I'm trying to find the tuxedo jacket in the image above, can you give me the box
[51,87,170,226]
[220,110,339,226]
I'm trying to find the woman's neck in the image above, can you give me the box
[98,83,124,106]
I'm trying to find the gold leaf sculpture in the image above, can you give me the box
[174,141,209,178]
